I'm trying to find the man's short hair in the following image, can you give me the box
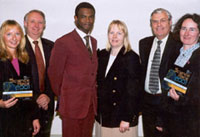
[150,8,172,21]
[24,9,46,24]
[75,2,95,17]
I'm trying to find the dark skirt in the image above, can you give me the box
[1,100,34,137]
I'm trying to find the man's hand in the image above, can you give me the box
[156,126,163,132]
[36,94,50,110]
[32,119,40,136]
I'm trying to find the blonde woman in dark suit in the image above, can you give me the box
[0,20,40,137]
[95,20,140,137]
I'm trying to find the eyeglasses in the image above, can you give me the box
[151,18,169,24]
[180,27,199,33]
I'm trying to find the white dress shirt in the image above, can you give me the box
[27,35,46,66]
[75,28,93,52]
[145,35,169,94]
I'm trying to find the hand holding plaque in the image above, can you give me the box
[163,66,192,95]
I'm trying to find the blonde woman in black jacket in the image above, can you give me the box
[95,20,141,137]
[0,20,40,137]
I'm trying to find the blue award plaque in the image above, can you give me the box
[163,67,192,94]
[2,76,33,101]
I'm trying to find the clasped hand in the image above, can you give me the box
[36,93,50,110]
[119,121,130,133]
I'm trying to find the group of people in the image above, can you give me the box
[0,1,200,137]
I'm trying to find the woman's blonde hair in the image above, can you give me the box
[0,20,29,63]
[106,20,132,54]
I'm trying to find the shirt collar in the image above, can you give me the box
[75,27,90,39]
[155,34,169,44]
[180,42,200,54]
[27,35,41,45]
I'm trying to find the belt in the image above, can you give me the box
[145,92,162,97]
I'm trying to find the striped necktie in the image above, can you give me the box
[149,40,162,94]
[84,35,92,57]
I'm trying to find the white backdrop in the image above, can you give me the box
[1,0,200,136]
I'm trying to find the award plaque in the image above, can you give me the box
[2,76,33,101]
[163,67,192,94]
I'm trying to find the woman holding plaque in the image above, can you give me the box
[95,20,140,137]
[0,20,40,137]
[157,14,200,137]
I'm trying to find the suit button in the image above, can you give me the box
[114,77,117,80]
[112,90,116,93]
[91,73,94,76]
[113,102,117,106]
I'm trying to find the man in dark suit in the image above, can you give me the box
[139,8,181,137]
[24,10,54,137]
[48,2,97,137]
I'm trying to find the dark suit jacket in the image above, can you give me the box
[139,34,181,105]
[48,29,98,119]
[25,36,55,118]
[96,47,141,127]
[161,46,200,137]
[0,59,39,137]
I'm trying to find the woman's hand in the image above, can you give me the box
[169,87,180,101]
[119,121,130,133]
[0,97,18,108]
[32,119,40,136]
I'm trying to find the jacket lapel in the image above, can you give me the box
[160,34,173,68]
[41,39,50,67]
[73,30,96,59]
[25,36,37,64]
[106,47,125,78]
[73,30,91,57]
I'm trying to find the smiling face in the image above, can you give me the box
[151,11,172,40]
[108,24,125,49]
[24,12,45,40]
[3,26,21,51]
[74,8,95,34]
[180,18,200,46]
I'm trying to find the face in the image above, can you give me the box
[180,18,200,46]
[4,26,21,51]
[151,12,172,40]
[108,25,125,48]
[75,8,95,34]
[24,12,45,40]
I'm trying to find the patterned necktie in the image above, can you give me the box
[33,41,45,92]
[149,40,162,94]
[84,35,92,56]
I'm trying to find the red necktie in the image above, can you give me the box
[33,41,45,92]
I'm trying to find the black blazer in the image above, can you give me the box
[25,36,55,117]
[161,46,200,137]
[96,47,141,127]
[0,59,39,137]
[139,33,181,104]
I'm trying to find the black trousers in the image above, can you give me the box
[166,113,200,137]
[142,92,167,137]
[35,110,54,137]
